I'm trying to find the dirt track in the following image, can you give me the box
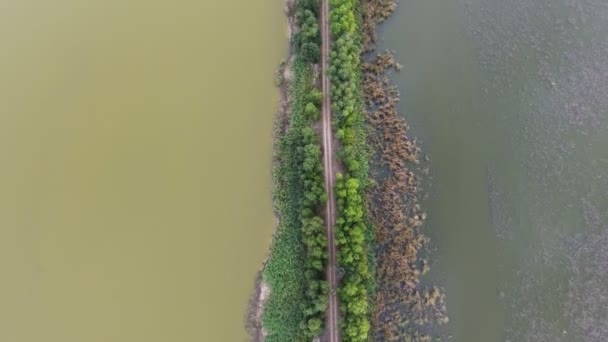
[320,0,340,340]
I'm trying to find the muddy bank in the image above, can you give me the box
[361,0,448,339]
[245,269,271,342]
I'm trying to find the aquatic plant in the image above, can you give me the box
[360,1,449,340]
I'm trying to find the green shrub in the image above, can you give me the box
[328,0,375,341]
[304,102,320,121]
[263,1,327,334]
[296,7,321,63]
[308,88,323,107]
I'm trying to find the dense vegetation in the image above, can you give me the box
[328,0,375,341]
[335,174,372,341]
[262,58,311,342]
[262,0,329,340]
[293,0,321,64]
[299,125,329,337]
[262,1,447,341]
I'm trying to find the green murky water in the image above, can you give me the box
[380,0,608,340]
[0,1,284,341]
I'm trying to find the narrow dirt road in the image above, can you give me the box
[320,0,340,341]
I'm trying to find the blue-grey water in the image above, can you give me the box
[380,0,608,340]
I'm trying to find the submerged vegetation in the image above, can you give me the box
[361,0,449,340]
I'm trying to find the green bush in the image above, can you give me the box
[328,0,374,341]
[298,126,329,338]
[304,102,320,121]
[263,59,311,342]
[302,42,321,64]
[262,1,328,335]
[296,6,321,63]
[264,0,375,340]
[308,88,323,107]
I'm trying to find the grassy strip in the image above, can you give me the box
[262,0,329,340]
[263,58,310,342]
[329,0,375,341]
